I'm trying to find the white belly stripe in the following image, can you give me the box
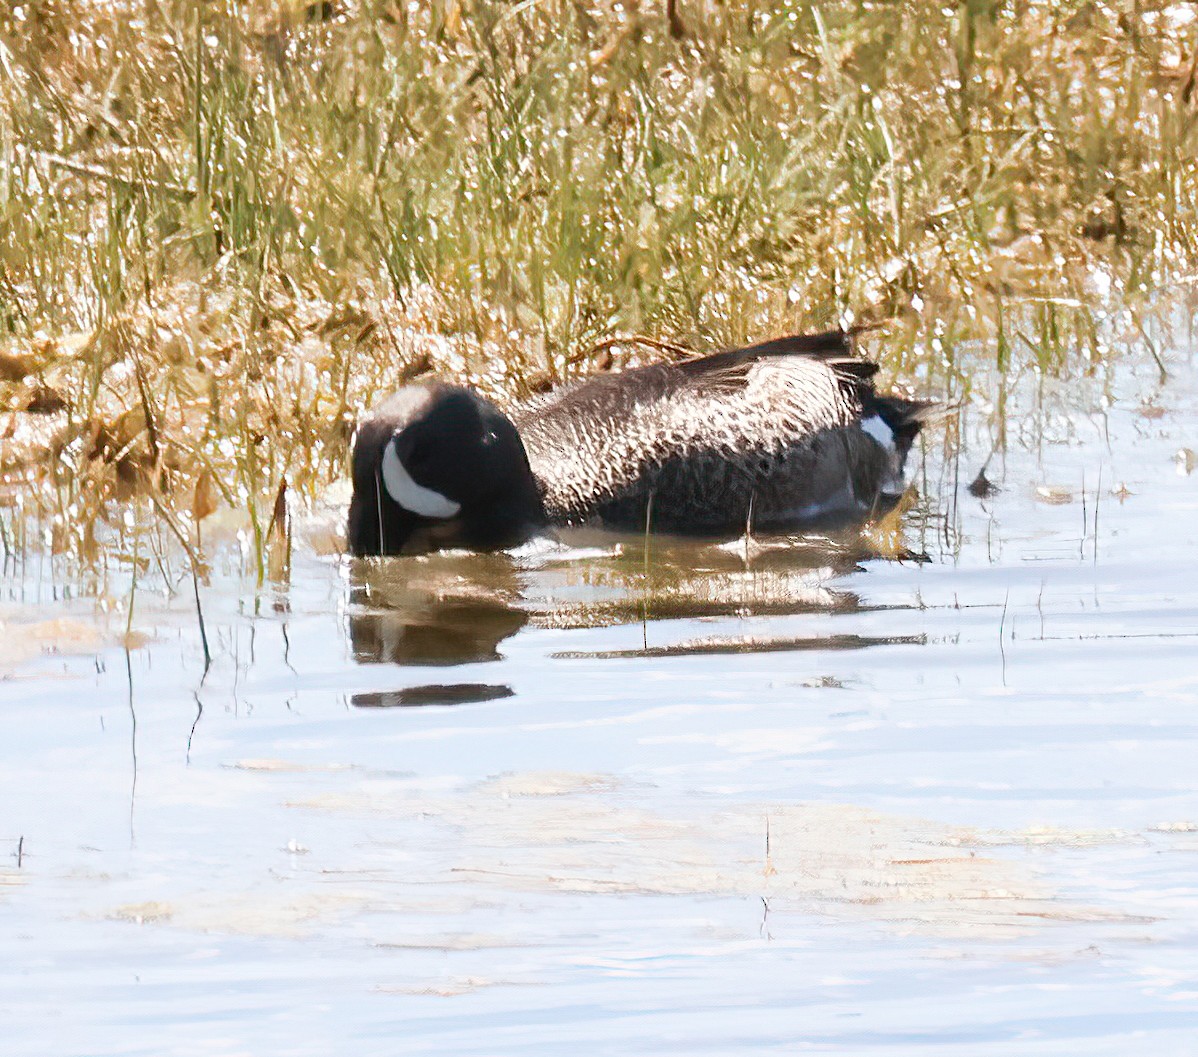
[381,443,461,519]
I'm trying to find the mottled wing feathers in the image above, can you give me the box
[513,332,882,528]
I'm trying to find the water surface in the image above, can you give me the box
[2,347,1197,1056]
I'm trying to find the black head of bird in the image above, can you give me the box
[347,381,547,556]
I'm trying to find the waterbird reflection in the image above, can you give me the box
[347,529,919,672]
[347,552,527,666]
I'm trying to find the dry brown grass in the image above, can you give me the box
[2,1,1197,567]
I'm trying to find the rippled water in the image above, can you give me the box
[2,346,1197,1056]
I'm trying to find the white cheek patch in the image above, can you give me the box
[380,442,461,519]
[860,414,896,455]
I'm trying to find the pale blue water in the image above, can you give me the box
[2,346,1197,1056]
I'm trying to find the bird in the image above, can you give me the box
[346,330,938,556]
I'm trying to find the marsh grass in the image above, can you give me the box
[2,0,1198,569]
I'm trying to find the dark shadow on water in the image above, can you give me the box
[352,683,515,707]
[553,633,927,660]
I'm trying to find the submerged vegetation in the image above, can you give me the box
[1,0,1197,566]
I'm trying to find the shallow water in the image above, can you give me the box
[2,346,1198,1056]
